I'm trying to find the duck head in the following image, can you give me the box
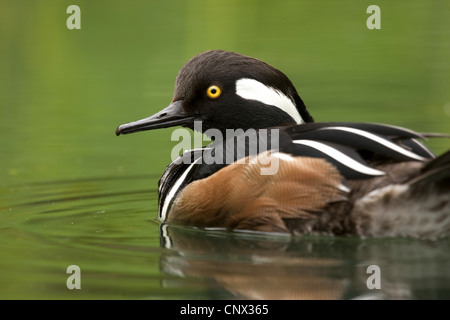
[116,50,314,136]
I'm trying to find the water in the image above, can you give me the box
[1,1,450,299]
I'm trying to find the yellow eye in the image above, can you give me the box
[206,85,222,99]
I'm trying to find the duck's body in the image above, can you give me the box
[116,50,450,239]
[156,123,450,238]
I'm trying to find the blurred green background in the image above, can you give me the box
[0,0,449,299]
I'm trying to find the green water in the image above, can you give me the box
[1,0,449,299]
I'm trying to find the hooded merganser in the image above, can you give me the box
[116,50,450,239]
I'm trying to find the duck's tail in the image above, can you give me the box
[351,150,450,240]
[409,149,450,194]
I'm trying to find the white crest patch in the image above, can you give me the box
[235,78,304,124]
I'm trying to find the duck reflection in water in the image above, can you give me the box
[158,224,450,300]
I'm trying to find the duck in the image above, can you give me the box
[116,50,450,239]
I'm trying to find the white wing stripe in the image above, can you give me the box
[293,139,386,176]
[318,126,426,161]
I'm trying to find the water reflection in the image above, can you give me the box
[159,223,450,299]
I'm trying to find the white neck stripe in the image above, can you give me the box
[235,78,304,124]
[159,157,202,222]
